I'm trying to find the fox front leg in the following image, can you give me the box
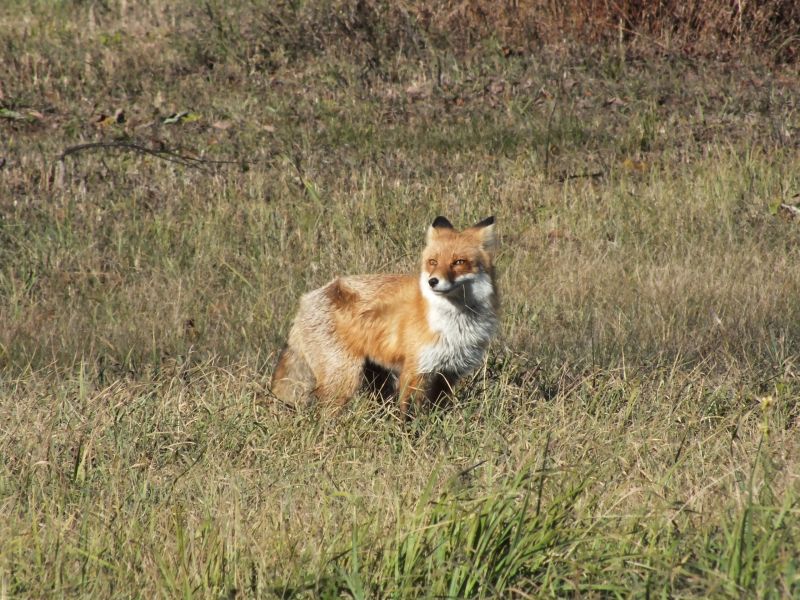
[397,370,425,420]
[426,372,457,407]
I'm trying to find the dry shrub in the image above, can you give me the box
[418,0,800,60]
[581,0,800,59]
[183,0,799,80]
[231,0,800,63]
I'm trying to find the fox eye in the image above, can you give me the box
[452,259,466,266]
[428,258,438,267]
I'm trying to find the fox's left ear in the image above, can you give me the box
[473,216,496,251]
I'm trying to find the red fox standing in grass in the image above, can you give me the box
[271,216,499,417]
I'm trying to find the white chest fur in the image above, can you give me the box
[417,272,497,376]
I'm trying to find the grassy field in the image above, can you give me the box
[2,1,800,597]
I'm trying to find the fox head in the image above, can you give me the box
[421,215,496,298]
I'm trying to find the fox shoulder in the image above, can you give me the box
[324,278,359,308]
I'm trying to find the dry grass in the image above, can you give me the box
[2,1,800,597]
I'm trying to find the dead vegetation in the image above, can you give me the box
[182,0,800,68]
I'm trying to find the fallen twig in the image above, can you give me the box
[553,171,605,183]
[58,141,245,171]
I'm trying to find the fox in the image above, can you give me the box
[270,215,499,417]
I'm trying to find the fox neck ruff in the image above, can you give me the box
[417,270,497,376]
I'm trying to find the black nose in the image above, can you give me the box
[428,277,439,288]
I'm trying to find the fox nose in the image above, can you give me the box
[428,277,439,288]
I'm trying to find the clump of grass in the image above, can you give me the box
[328,464,586,597]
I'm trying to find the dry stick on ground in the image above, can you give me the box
[58,141,249,171]
[554,170,605,183]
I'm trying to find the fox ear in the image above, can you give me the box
[432,216,454,229]
[474,216,495,229]
[473,216,496,251]
[427,215,454,243]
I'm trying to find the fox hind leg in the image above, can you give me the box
[270,346,316,408]
[313,358,362,409]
